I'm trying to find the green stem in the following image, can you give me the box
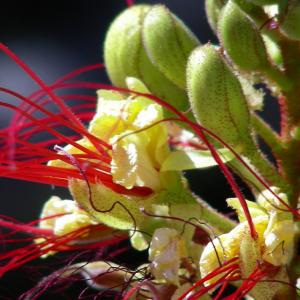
[243,139,288,192]
[156,188,236,233]
[251,113,284,157]
[278,40,300,127]
[195,195,236,233]
[229,158,266,193]
[275,40,300,207]
[263,64,292,92]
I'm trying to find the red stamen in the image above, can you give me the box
[0,219,53,238]
[189,269,240,299]
[0,87,111,156]
[0,221,126,277]
[0,44,86,132]
[10,63,102,128]
[0,45,108,159]
[178,257,239,300]
[126,0,134,7]
[222,264,280,300]
[213,280,229,300]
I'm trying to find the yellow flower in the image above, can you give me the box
[199,188,295,299]
[149,228,185,285]
[47,78,181,231]
[49,77,169,193]
[39,196,97,237]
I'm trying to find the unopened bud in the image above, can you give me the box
[187,44,251,149]
[104,5,150,88]
[205,0,227,34]
[104,5,200,113]
[149,228,182,285]
[218,1,269,71]
[279,0,300,41]
[143,5,199,89]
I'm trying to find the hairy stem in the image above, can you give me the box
[194,195,236,233]
[251,113,284,158]
[243,139,288,192]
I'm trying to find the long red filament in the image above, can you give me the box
[0,45,108,159]
[10,63,102,128]
[178,257,240,300]
[126,0,134,7]
[0,222,127,277]
[0,87,111,155]
[0,43,86,132]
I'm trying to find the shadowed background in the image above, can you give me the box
[0,0,279,298]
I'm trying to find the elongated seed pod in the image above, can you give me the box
[218,1,269,72]
[187,44,251,149]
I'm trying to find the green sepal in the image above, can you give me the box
[161,148,235,171]
[151,188,196,205]
[137,47,191,115]
[218,1,269,71]
[227,198,266,223]
[69,179,194,230]
[69,179,155,230]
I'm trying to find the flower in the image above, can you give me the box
[47,77,186,231]
[39,196,97,237]
[199,188,296,299]
[149,228,183,285]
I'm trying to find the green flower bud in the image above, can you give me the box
[104,5,150,88]
[104,5,200,114]
[205,0,227,34]
[143,5,199,89]
[187,44,251,149]
[218,1,269,71]
[279,0,300,41]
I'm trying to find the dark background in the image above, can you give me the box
[0,1,279,299]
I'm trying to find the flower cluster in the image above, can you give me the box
[1,0,300,299]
